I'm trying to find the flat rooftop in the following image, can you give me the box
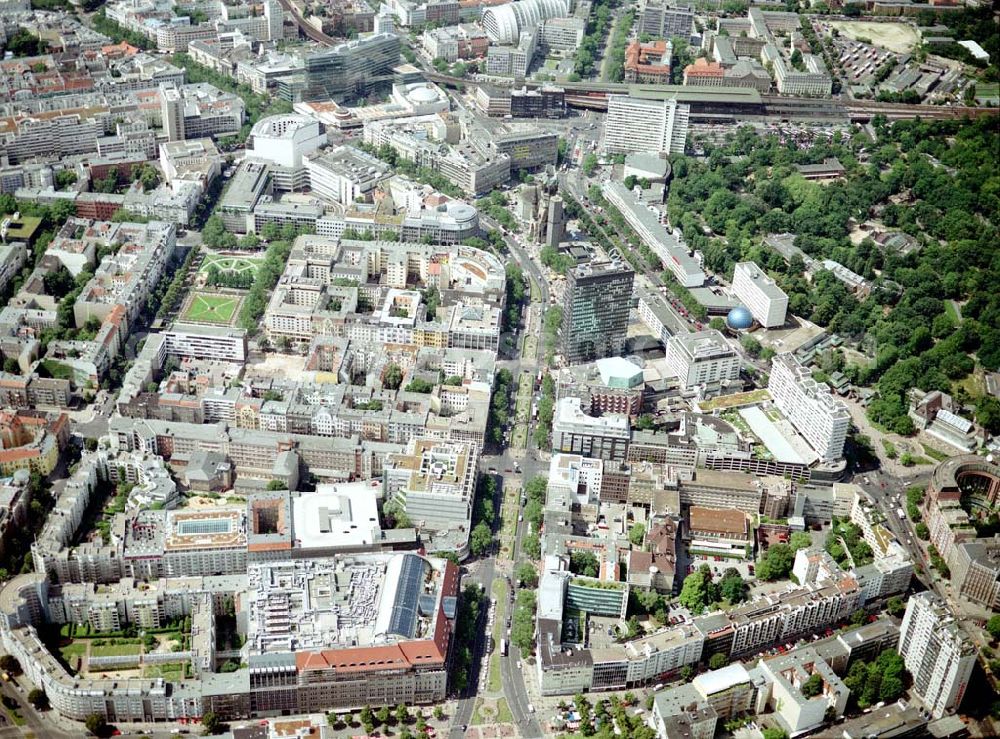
[292,481,382,551]
[164,506,247,551]
[246,553,448,655]
[689,506,748,535]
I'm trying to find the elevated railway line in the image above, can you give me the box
[281,10,995,124]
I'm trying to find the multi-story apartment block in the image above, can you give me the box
[218,161,272,233]
[603,95,690,156]
[304,146,391,205]
[72,221,177,330]
[161,324,248,363]
[368,118,510,196]
[768,355,850,463]
[538,16,585,51]
[665,330,740,391]
[638,0,694,39]
[383,438,477,536]
[485,29,537,77]
[898,593,975,718]
[421,24,489,61]
[764,46,833,96]
[0,550,458,724]
[756,649,849,736]
[731,261,788,328]
[950,537,1000,610]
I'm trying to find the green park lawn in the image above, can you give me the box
[199,254,262,276]
[182,292,240,324]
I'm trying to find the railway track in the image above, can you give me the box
[276,0,337,46]
[285,14,995,123]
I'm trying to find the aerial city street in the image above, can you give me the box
[0,0,996,737]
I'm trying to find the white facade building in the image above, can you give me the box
[732,261,787,328]
[898,593,976,719]
[768,355,849,463]
[665,330,740,390]
[304,145,390,206]
[601,180,704,288]
[602,95,689,156]
[481,0,570,45]
[552,397,630,461]
[248,115,326,170]
[161,324,248,362]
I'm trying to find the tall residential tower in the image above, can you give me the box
[898,593,975,718]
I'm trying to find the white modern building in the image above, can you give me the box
[247,114,326,191]
[665,330,740,391]
[552,396,630,461]
[898,593,976,718]
[768,355,850,463]
[755,649,849,735]
[383,438,478,530]
[162,324,249,362]
[732,261,787,328]
[481,0,570,45]
[249,115,326,170]
[602,95,690,156]
[547,453,603,505]
[304,145,391,206]
[601,181,704,288]
[539,17,585,51]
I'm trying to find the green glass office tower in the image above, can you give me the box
[561,260,635,364]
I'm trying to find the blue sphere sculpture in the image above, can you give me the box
[726,306,754,330]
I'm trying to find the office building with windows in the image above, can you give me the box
[665,330,740,391]
[638,0,695,40]
[560,260,635,364]
[732,261,788,328]
[302,33,401,102]
[552,397,630,461]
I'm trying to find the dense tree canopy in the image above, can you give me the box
[668,116,999,434]
[756,543,796,581]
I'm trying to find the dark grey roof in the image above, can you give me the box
[387,553,427,639]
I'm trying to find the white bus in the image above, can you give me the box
[500,638,508,656]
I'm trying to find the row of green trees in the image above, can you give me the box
[532,373,555,448]
[154,245,199,321]
[603,10,635,83]
[503,263,525,331]
[237,239,294,333]
[326,703,444,738]
[451,583,485,692]
[573,0,615,79]
[485,368,514,447]
[510,589,537,654]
